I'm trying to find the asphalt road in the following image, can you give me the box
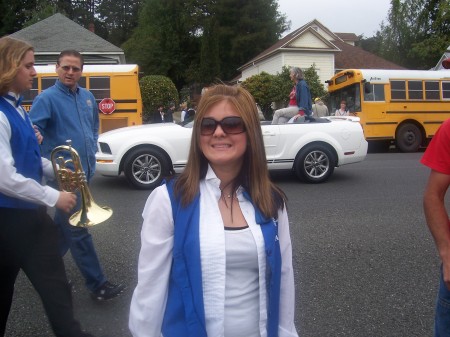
[5,151,447,337]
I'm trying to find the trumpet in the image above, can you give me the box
[51,140,113,227]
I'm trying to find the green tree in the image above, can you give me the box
[123,0,196,89]
[364,0,450,69]
[0,0,40,35]
[303,64,327,100]
[123,0,289,88]
[97,0,142,46]
[139,75,179,123]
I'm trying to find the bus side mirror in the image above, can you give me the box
[364,82,371,94]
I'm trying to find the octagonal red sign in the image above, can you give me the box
[99,98,116,115]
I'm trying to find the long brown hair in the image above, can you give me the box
[174,84,286,218]
[0,37,34,95]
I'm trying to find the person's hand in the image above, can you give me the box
[55,191,77,213]
[33,125,43,144]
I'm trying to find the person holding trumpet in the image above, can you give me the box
[30,49,124,301]
[0,36,94,337]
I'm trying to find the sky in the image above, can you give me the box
[277,0,392,38]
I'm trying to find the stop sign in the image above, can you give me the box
[99,98,116,115]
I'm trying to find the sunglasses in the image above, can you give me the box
[60,65,82,73]
[200,116,246,135]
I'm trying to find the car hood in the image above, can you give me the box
[99,123,190,141]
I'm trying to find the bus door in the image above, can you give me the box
[362,82,390,138]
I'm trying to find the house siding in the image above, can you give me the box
[240,54,283,81]
[290,31,330,49]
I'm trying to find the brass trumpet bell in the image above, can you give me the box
[68,183,113,227]
[51,140,113,227]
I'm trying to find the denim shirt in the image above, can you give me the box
[30,80,99,179]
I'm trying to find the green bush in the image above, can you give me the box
[241,72,280,120]
[139,75,179,123]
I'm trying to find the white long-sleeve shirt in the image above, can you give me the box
[129,167,299,337]
[0,93,59,207]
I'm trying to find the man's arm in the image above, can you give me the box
[424,169,450,286]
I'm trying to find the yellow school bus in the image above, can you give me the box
[326,69,450,152]
[23,64,142,133]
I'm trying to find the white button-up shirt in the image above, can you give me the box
[0,93,59,207]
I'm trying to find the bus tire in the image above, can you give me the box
[124,147,169,189]
[395,123,422,152]
[294,144,335,183]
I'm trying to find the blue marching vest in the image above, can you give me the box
[163,180,282,337]
[0,97,43,209]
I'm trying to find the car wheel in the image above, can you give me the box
[395,123,422,153]
[124,148,169,189]
[294,144,335,183]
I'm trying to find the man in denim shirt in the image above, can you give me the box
[30,50,124,301]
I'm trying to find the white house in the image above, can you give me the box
[237,19,404,85]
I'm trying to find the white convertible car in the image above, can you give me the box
[96,117,368,189]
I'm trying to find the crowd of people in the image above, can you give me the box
[2,34,450,337]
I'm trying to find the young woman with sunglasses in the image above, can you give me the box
[129,84,299,337]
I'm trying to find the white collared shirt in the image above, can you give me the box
[129,166,299,337]
[0,92,59,207]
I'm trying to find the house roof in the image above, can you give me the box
[334,32,359,43]
[332,39,406,70]
[239,19,341,70]
[238,19,404,72]
[10,13,123,53]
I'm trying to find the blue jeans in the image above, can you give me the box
[55,191,106,293]
[434,266,450,337]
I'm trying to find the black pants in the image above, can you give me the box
[0,207,93,337]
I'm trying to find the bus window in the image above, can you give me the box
[42,77,57,90]
[23,78,38,104]
[364,84,385,102]
[443,82,450,100]
[391,80,406,100]
[408,80,423,100]
[329,83,361,113]
[425,81,440,100]
[89,77,111,101]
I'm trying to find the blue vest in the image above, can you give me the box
[0,97,43,209]
[163,180,282,337]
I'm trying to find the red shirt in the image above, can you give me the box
[288,86,296,106]
[421,119,450,175]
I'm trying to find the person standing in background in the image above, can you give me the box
[422,118,450,337]
[312,97,328,117]
[153,105,166,123]
[0,36,95,337]
[165,102,175,123]
[30,49,125,301]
